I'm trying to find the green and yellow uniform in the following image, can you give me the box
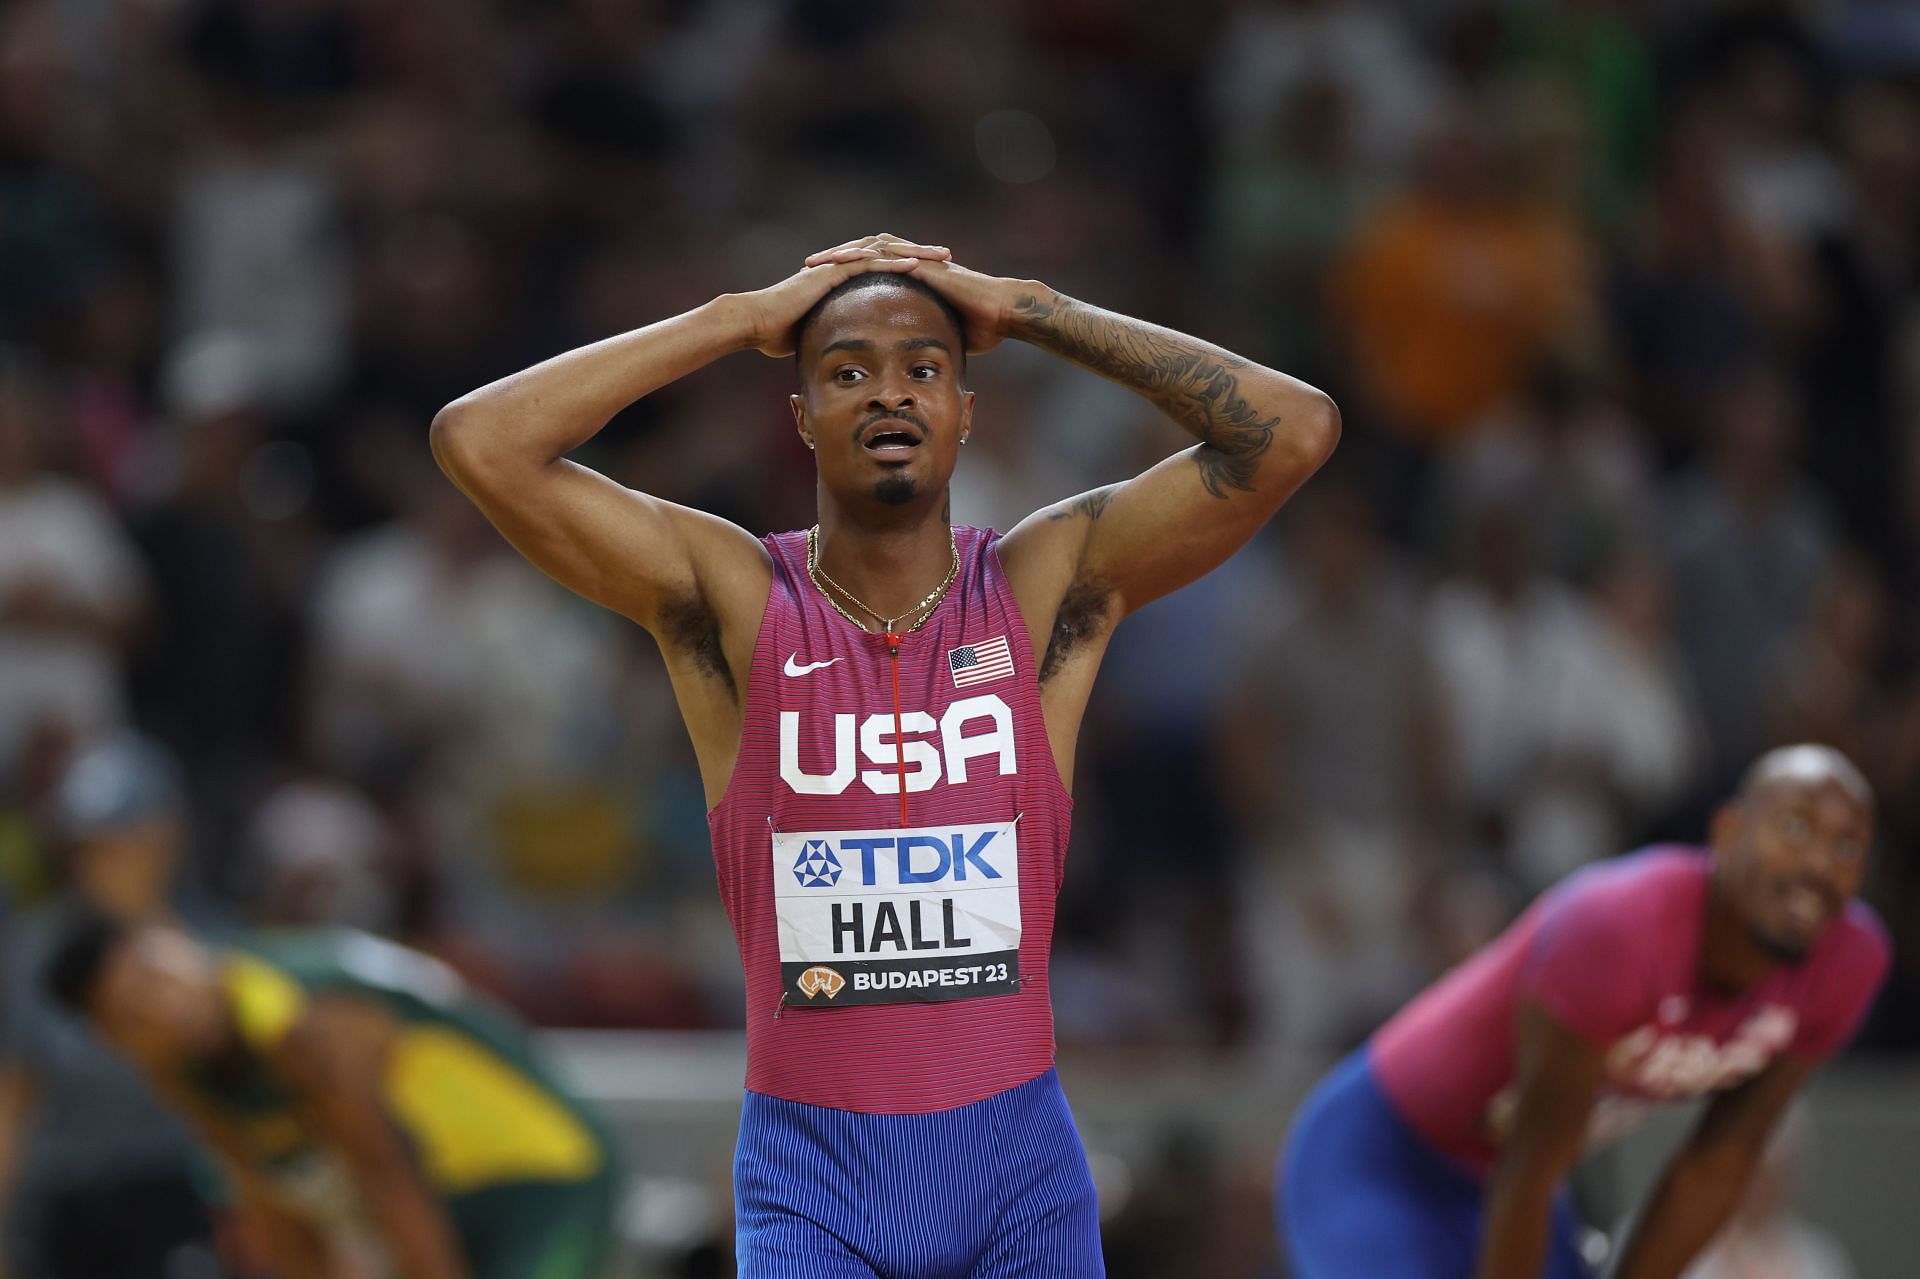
[187,930,617,1279]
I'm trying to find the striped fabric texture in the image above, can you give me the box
[735,1067,1103,1277]
[707,526,1074,1114]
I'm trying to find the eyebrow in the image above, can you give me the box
[819,337,953,358]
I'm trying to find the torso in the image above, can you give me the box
[177,932,605,1220]
[1368,849,1889,1174]
[664,510,1116,808]
[705,527,1077,1112]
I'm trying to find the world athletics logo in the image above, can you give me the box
[792,839,843,888]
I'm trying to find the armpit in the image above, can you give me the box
[1040,577,1116,685]
[657,593,736,699]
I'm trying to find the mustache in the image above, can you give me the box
[853,410,928,443]
[1784,874,1840,901]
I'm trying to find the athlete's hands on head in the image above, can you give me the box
[805,234,1031,356]
[742,234,950,358]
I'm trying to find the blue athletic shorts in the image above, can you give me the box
[1278,1050,1592,1279]
[734,1067,1104,1279]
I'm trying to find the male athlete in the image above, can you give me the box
[431,233,1339,1275]
[1279,744,1890,1279]
[46,917,618,1279]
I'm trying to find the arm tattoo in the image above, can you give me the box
[1045,486,1118,522]
[1010,292,1279,499]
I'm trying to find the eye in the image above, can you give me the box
[909,364,939,380]
[833,367,866,384]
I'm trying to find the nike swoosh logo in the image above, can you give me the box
[784,655,844,677]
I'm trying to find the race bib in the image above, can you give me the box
[773,820,1022,1007]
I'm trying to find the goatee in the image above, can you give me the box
[875,475,917,506]
[1749,925,1812,967]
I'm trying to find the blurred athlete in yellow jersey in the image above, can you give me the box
[47,914,618,1279]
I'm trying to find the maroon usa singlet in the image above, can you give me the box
[707,525,1071,1113]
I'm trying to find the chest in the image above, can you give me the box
[765,617,1034,804]
[1603,1001,1799,1098]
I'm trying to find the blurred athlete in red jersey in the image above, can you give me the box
[1280,745,1889,1279]
[433,234,1338,1276]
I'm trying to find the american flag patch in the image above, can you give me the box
[948,635,1015,688]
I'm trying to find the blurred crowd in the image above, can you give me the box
[4,0,1920,1084]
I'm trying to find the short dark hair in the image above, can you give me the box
[45,906,132,1015]
[793,272,968,374]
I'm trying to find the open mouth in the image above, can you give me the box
[860,419,925,461]
[1777,879,1836,932]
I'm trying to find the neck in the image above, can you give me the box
[1701,871,1774,993]
[812,500,955,623]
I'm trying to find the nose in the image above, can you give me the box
[867,379,916,414]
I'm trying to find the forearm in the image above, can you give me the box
[255,1216,333,1279]
[1613,1149,1754,1279]
[236,1185,333,1279]
[365,1172,468,1279]
[433,295,756,472]
[1005,287,1329,498]
[1476,1157,1568,1279]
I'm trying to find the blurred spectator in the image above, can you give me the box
[1209,0,1440,181]
[1225,479,1452,1049]
[1205,74,1376,374]
[0,734,215,1279]
[1716,41,1846,245]
[1609,113,1775,444]
[170,145,350,410]
[1071,537,1285,1047]
[1665,366,1836,794]
[1763,553,1887,765]
[127,332,310,882]
[245,774,400,932]
[306,439,645,994]
[1330,90,1595,447]
[0,6,111,345]
[1800,82,1920,570]
[1427,492,1696,890]
[1437,355,1658,584]
[0,352,146,774]
[1503,0,1658,228]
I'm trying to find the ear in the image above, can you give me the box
[960,390,975,445]
[1709,801,1742,854]
[790,394,814,451]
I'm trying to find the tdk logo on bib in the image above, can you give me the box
[789,832,1003,889]
[773,821,1021,1007]
[792,840,842,888]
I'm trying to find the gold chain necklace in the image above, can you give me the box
[807,524,959,653]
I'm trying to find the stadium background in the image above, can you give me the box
[2,0,1918,1274]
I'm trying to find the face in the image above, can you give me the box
[89,926,230,1067]
[1713,770,1872,962]
[72,817,183,918]
[792,286,972,513]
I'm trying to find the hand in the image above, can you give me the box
[740,234,950,357]
[804,235,1030,356]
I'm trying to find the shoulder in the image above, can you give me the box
[222,950,312,1056]
[1529,850,1706,980]
[1809,902,1893,994]
[1545,847,1707,926]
